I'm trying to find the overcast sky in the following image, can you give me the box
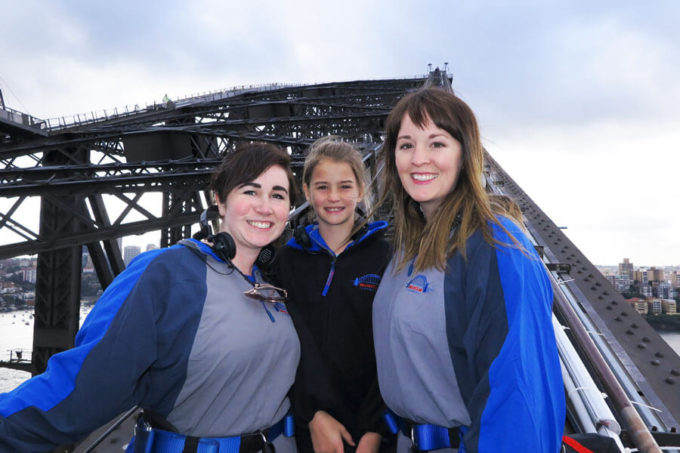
[1,0,678,266]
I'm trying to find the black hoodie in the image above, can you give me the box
[274,221,392,452]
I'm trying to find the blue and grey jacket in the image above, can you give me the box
[373,217,565,453]
[274,221,392,446]
[0,239,300,452]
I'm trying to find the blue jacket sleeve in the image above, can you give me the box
[445,219,565,453]
[0,248,177,452]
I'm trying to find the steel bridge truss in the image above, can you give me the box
[0,77,426,373]
[2,72,679,452]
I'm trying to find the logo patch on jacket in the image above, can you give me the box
[405,275,430,294]
[353,273,381,292]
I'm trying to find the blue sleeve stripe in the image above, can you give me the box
[0,246,175,417]
[477,219,564,452]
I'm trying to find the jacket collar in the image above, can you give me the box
[286,221,387,255]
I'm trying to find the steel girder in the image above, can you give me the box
[0,77,425,373]
[31,147,87,374]
[1,77,425,259]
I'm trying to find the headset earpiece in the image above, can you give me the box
[293,225,313,251]
[208,232,236,262]
[256,244,276,268]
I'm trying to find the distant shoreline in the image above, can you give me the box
[646,314,680,333]
[0,300,95,313]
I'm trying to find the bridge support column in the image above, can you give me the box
[161,187,205,247]
[32,148,88,375]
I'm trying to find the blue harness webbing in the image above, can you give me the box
[383,411,399,436]
[133,414,294,453]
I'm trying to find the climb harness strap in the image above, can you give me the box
[383,410,399,436]
[399,418,461,451]
[134,414,294,453]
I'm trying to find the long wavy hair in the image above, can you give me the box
[380,88,522,272]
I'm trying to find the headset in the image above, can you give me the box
[293,224,314,250]
[193,206,276,268]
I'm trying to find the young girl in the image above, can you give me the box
[275,137,392,453]
[372,88,565,453]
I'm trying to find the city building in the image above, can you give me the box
[81,248,95,273]
[657,282,671,299]
[618,258,634,280]
[614,276,633,293]
[627,298,649,315]
[647,299,662,315]
[123,245,141,266]
[21,268,36,284]
[662,299,677,315]
[634,269,648,285]
[671,271,680,287]
[647,267,665,283]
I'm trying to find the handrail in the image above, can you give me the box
[552,314,624,445]
[40,83,298,131]
[0,105,45,129]
[485,162,665,451]
[40,74,429,132]
[551,271,662,452]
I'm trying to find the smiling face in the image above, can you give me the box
[395,113,463,220]
[216,165,290,257]
[304,158,362,231]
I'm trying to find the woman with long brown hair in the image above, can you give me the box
[372,88,565,453]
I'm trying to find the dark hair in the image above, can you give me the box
[210,143,297,206]
[380,87,522,272]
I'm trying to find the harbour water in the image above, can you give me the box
[663,331,680,356]
[0,307,91,393]
[1,308,680,393]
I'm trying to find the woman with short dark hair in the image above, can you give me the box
[0,143,301,453]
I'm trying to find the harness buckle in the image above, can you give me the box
[410,426,419,453]
[134,418,156,453]
[260,430,276,453]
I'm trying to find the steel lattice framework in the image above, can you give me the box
[0,76,427,373]
[1,72,679,449]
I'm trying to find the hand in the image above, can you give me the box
[356,432,382,453]
[309,410,355,453]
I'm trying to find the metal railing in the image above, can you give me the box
[39,74,429,132]
[486,169,677,452]
[0,104,46,130]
